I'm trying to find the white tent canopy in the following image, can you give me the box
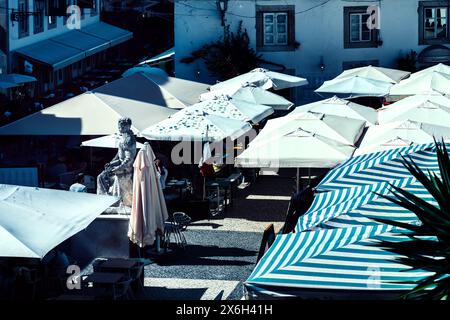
[141,106,252,142]
[378,94,450,127]
[210,68,308,91]
[141,72,209,107]
[389,71,450,96]
[200,85,293,111]
[81,134,145,149]
[122,65,169,78]
[189,96,273,123]
[235,129,355,168]
[250,112,366,147]
[315,75,393,97]
[411,63,450,78]
[355,120,450,155]
[0,73,183,135]
[138,47,175,66]
[0,184,118,258]
[0,72,210,136]
[291,96,377,126]
[334,66,410,83]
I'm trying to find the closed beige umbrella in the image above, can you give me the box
[128,142,168,248]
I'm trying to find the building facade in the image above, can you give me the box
[0,0,8,76]
[102,0,174,62]
[1,0,132,96]
[174,0,450,104]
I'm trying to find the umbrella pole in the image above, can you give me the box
[296,168,300,192]
[202,126,209,201]
[308,167,311,185]
[203,176,206,201]
[90,147,93,172]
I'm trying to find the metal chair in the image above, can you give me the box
[111,277,135,300]
[205,183,226,216]
[172,212,191,231]
[129,262,146,297]
[164,215,189,251]
[14,267,41,300]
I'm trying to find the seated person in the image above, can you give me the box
[69,173,87,193]
[41,248,71,279]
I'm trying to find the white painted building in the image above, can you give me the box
[174,0,450,104]
[102,0,159,13]
[1,0,132,96]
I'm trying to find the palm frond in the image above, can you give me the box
[374,140,450,300]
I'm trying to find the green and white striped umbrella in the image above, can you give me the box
[246,225,434,299]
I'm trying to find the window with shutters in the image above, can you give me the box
[18,0,29,38]
[34,0,45,34]
[419,1,449,45]
[344,7,380,49]
[256,5,295,52]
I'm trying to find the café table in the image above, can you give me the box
[84,272,124,286]
[165,180,187,199]
[83,272,127,300]
[96,259,138,278]
[96,259,145,291]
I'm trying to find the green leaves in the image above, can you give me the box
[375,140,450,300]
[202,21,262,80]
[180,21,263,80]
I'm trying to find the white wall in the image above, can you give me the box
[8,0,101,51]
[174,0,446,102]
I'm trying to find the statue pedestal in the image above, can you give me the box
[104,203,131,215]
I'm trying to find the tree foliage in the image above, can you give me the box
[180,21,262,80]
[375,140,450,300]
[397,50,418,73]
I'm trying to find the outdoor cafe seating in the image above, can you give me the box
[162,162,244,221]
[0,251,77,300]
[59,257,151,300]
[205,172,243,213]
[163,212,192,251]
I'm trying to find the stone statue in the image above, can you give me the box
[97,117,137,209]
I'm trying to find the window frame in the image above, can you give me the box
[262,12,289,46]
[34,0,45,34]
[256,5,295,52]
[343,6,380,49]
[349,12,372,43]
[47,14,58,30]
[342,60,380,71]
[91,0,98,17]
[419,1,450,45]
[18,0,29,39]
[64,0,77,26]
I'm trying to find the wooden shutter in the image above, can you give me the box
[256,9,264,48]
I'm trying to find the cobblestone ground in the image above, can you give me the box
[142,174,294,300]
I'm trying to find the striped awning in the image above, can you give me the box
[245,143,445,299]
[245,225,434,298]
[317,143,440,191]
[295,143,444,232]
[295,177,435,232]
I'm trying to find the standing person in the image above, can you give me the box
[154,158,168,190]
[69,173,87,193]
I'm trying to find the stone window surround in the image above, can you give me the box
[418,0,450,45]
[343,6,380,49]
[256,5,296,52]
